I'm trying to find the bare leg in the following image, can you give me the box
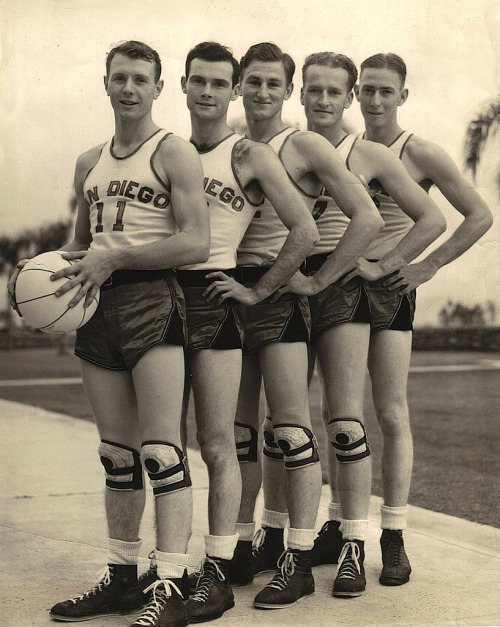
[189,348,242,537]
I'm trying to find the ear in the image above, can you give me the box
[344,91,354,110]
[236,82,242,97]
[181,76,187,94]
[153,79,164,100]
[230,85,239,102]
[104,75,109,94]
[284,81,294,101]
[398,88,409,106]
[354,84,360,101]
[299,86,305,106]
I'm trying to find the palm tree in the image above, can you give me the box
[464,95,500,193]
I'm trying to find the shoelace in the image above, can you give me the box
[138,550,157,582]
[264,550,295,591]
[382,533,404,566]
[318,521,334,536]
[336,542,361,580]
[252,527,267,556]
[134,580,183,626]
[68,565,111,603]
[191,558,225,603]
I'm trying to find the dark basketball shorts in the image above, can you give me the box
[75,269,187,371]
[302,254,371,343]
[176,269,243,351]
[365,272,416,332]
[233,266,311,354]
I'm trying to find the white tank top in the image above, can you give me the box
[84,130,178,252]
[362,130,415,259]
[312,134,357,254]
[237,127,321,267]
[181,134,260,270]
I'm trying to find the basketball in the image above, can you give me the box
[15,251,100,334]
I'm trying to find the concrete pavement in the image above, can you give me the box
[1,399,499,627]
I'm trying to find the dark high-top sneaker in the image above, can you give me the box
[379,529,411,586]
[332,540,366,597]
[130,573,189,627]
[252,526,285,575]
[49,564,143,621]
[186,556,235,623]
[138,552,159,602]
[253,549,315,609]
[228,540,254,586]
[310,520,343,566]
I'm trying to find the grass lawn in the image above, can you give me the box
[1,347,498,527]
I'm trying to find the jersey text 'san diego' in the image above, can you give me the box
[84,129,178,252]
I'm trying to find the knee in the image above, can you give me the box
[98,440,144,491]
[234,422,258,463]
[273,423,320,470]
[140,441,191,496]
[327,418,370,463]
[375,402,410,436]
[198,433,234,468]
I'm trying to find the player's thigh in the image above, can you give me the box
[258,341,309,421]
[80,359,140,447]
[316,322,370,418]
[236,353,262,430]
[368,329,412,411]
[189,348,242,439]
[132,343,185,443]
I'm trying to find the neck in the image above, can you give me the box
[113,115,159,149]
[363,118,403,146]
[245,112,287,143]
[307,119,346,146]
[190,116,233,149]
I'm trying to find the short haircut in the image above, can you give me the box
[106,40,162,83]
[360,53,407,87]
[240,42,295,85]
[302,52,358,92]
[185,41,240,87]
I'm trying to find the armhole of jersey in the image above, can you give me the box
[344,136,357,172]
[399,133,413,159]
[231,138,264,208]
[278,130,318,200]
[82,143,106,187]
[151,132,173,192]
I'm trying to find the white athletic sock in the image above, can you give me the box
[205,534,239,561]
[340,519,368,541]
[235,522,255,542]
[328,502,342,523]
[287,527,315,551]
[380,504,408,530]
[155,550,188,580]
[261,508,289,529]
[107,537,142,565]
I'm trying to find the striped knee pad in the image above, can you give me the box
[98,440,143,490]
[234,422,258,462]
[140,441,191,496]
[327,418,370,462]
[273,424,320,470]
[262,417,284,461]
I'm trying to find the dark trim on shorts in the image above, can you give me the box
[101,268,174,289]
[234,266,268,284]
[176,268,235,288]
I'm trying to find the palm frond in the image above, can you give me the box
[464,96,500,179]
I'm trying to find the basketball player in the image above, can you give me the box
[303,52,492,591]
[10,41,209,626]
[205,42,384,609]
[260,51,446,597]
[172,41,318,624]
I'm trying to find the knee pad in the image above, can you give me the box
[98,440,143,491]
[327,418,370,462]
[140,441,191,496]
[234,422,258,462]
[262,417,283,461]
[273,423,320,470]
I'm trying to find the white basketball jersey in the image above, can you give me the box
[180,134,261,270]
[84,130,178,252]
[312,134,357,254]
[237,128,321,267]
[363,130,415,259]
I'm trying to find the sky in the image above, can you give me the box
[0,0,499,326]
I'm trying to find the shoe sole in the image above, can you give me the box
[253,590,315,610]
[379,575,410,586]
[49,607,143,622]
[332,589,365,598]
[188,600,235,624]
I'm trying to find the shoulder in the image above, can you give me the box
[75,144,105,183]
[158,132,199,162]
[288,129,330,152]
[354,137,395,162]
[235,138,280,166]
[405,134,451,167]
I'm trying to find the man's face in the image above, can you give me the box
[239,60,292,121]
[104,53,162,120]
[355,67,407,128]
[181,58,237,121]
[301,65,352,129]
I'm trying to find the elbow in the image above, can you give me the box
[372,212,385,234]
[435,214,447,238]
[481,209,494,235]
[308,222,320,250]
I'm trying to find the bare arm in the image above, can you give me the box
[395,140,493,293]
[53,137,210,306]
